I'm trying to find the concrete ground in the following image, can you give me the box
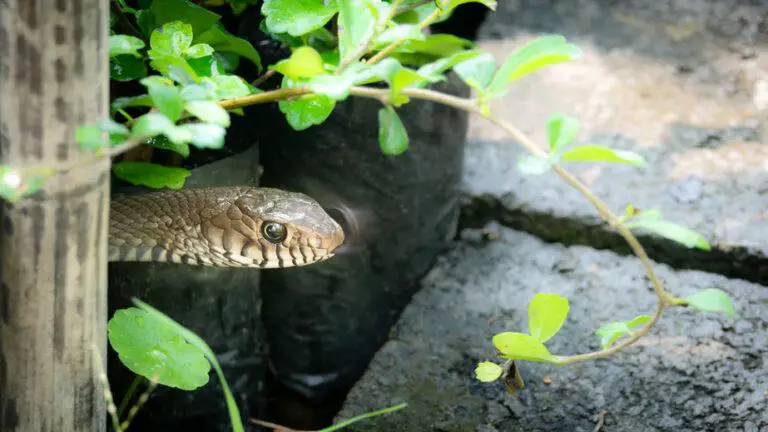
[336,1,768,430]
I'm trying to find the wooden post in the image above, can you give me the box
[0,1,110,431]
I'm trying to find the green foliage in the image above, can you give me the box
[130,299,245,432]
[107,307,211,391]
[527,293,569,343]
[474,361,504,382]
[112,161,191,189]
[594,314,651,350]
[261,0,339,36]
[518,113,647,175]
[681,288,737,319]
[378,106,409,155]
[622,205,711,251]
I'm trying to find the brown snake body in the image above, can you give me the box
[108,187,345,269]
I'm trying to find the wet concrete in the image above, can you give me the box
[337,1,768,430]
[337,228,768,431]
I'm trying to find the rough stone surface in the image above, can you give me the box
[336,228,768,431]
[461,0,768,284]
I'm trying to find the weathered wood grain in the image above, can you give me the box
[0,0,110,431]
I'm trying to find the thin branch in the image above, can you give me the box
[365,5,442,65]
[337,0,403,73]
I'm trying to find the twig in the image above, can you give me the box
[252,69,277,88]
[91,345,123,432]
[120,375,160,431]
[365,5,442,65]
[337,0,402,73]
[248,418,310,431]
[116,375,143,418]
[592,411,608,432]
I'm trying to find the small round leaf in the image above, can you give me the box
[683,288,737,319]
[474,361,503,382]
[108,307,211,390]
[492,332,555,362]
[527,293,569,343]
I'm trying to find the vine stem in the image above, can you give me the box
[365,5,442,65]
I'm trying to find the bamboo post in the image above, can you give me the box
[0,1,110,431]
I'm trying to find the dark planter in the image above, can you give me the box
[250,73,471,425]
[106,145,265,432]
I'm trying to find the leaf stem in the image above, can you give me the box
[365,5,443,65]
[116,375,143,418]
[337,0,403,73]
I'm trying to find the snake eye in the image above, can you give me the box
[261,221,287,244]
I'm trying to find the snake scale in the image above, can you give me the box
[108,187,345,269]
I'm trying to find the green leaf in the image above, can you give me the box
[146,135,190,158]
[272,46,327,80]
[149,21,194,57]
[182,123,227,149]
[682,288,737,319]
[488,35,582,97]
[307,62,376,100]
[517,154,554,175]
[416,49,482,83]
[474,361,503,382]
[279,77,336,130]
[131,299,244,432]
[395,34,473,57]
[149,0,221,38]
[111,94,154,113]
[110,55,148,81]
[99,118,131,145]
[109,35,145,57]
[112,161,191,190]
[149,55,200,85]
[185,100,230,126]
[546,113,580,151]
[560,145,647,167]
[180,84,217,101]
[337,0,377,62]
[185,43,215,58]
[624,219,711,251]
[195,24,263,71]
[595,322,630,350]
[131,112,176,138]
[527,293,569,343]
[492,332,555,362]
[626,314,652,328]
[371,58,428,105]
[437,0,497,12]
[188,55,226,77]
[76,124,108,150]
[0,167,53,202]
[140,76,185,122]
[107,307,211,390]
[261,0,339,37]
[206,75,252,99]
[453,52,496,92]
[374,24,425,46]
[594,315,649,349]
[378,106,408,156]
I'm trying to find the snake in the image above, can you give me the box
[108,187,345,269]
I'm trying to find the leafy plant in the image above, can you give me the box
[102,298,406,432]
[0,0,741,427]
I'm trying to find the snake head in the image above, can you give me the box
[233,187,345,269]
